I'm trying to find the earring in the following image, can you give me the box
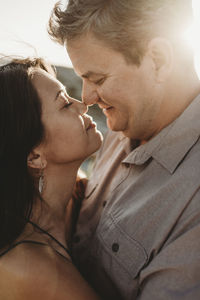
[39,171,44,194]
[38,163,45,194]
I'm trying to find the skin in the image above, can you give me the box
[0,69,102,300]
[0,240,100,300]
[67,33,200,142]
[33,69,102,164]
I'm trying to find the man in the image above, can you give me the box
[49,1,200,299]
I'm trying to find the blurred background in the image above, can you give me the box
[0,0,200,173]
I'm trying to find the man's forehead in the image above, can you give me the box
[66,34,113,62]
[66,34,125,77]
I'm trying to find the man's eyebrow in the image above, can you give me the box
[55,88,66,101]
[81,71,104,79]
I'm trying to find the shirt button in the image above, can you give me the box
[103,201,107,207]
[112,243,119,253]
[73,235,80,243]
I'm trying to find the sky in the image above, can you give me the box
[0,0,71,66]
[0,0,200,71]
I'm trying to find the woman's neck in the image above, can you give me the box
[43,162,80,214]
[31,160,82,248]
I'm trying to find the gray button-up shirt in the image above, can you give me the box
[73,94,200,300]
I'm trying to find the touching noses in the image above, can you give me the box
[82,80,99,106]
[75,99,88,115]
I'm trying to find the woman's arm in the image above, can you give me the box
[65,169,88,248]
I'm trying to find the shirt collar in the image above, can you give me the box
[122,94,200,173]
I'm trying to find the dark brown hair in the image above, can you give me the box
[0,57,55,248]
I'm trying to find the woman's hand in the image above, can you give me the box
[65,170,88,248]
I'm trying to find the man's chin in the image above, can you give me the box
[107,120,126,134]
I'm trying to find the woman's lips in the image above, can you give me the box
[86,122,96,130]
[85,116,97,130]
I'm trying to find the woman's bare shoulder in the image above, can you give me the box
[0,241,59,299]
[0,241,99,300]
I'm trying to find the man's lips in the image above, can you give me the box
[100,106,114,117]
[98,104,114,114]
[99,104,113,110]
[103,107,113,112]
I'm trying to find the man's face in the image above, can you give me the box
[67,34,164,141]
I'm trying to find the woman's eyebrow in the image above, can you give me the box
[54,88,66,101]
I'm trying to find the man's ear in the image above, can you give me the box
[27,149,47,170]
[147,37,174,83]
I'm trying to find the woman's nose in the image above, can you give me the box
[72,98,88,115]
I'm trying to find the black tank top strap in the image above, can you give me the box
[27,220,71,257]
[0,239,71,262]
[0,240,48,258]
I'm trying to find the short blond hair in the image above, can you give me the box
[49,0,193,65]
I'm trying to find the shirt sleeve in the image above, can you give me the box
[137,223,200,300]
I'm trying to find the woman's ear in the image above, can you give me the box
[27,149,47,170]
[147,37,174,83]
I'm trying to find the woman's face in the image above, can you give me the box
[32,69,102,165]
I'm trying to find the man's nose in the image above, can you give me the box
[70,97,88,115]
[82,81,99,106]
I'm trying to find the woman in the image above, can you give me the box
[0,57,102,299]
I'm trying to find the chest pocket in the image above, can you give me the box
[94,214,148,299]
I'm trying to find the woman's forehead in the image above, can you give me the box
[32,69,63,92]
